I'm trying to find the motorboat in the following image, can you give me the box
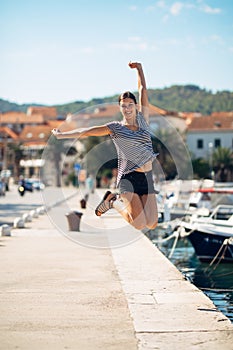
[187,204,233,228]
[175,205,233,263]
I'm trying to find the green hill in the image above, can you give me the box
[0,98,42,113]
[1,85,232,115]
[148,85,233,115]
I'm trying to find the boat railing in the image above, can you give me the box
[209,204,233,221]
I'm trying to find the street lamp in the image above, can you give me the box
[208,142,214,180]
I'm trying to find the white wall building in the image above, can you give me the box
[186,114,233,159]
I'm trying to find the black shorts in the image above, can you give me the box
[118,170,156,196]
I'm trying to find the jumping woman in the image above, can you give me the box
[52,61,158,231]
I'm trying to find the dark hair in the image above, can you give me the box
[118,91,137,104]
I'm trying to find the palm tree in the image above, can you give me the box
[212,147,233,182]
[192,158,210,179]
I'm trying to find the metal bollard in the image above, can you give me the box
[80,199,86,209]
[0,224,11,236]
[65,211,83,231]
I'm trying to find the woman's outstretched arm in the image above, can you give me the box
[51,125,111,139]
[128,62,149,122]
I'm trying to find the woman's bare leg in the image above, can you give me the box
[140,194,158,229]
[113,192,149,230]
[113,193,158,230]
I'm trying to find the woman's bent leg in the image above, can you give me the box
[140,194,158,229]
[113,192,147,230]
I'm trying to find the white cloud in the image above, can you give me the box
[156,0,166,8]
[200,4,221,14]
[170,2,183,16]
[210,35,224,44]
[156,1,221,20]
[143,1,167,13]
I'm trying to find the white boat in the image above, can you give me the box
[175,205,233,263]
[186,204,233,228]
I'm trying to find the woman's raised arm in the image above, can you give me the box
[128,62,149,122]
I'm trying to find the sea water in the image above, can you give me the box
[151,228,233,323]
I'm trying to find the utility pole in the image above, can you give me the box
[208,142,214,179]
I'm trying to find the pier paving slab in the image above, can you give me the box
[0,189,232,350]
[0,191,137,350]
[110,224,233,349]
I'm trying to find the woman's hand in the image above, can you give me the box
[51,128,84,139]
[51,128,63,139]
[128,61,142,70]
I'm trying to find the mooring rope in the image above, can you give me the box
[204,238,232,274]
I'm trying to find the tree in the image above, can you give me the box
[192,158,209,179]
[7,142,24,179]
[212,147,233,182]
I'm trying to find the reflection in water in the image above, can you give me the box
[151,227,233,323]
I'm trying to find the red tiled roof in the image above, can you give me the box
[188,115,233,131]
[0,111,44,124]
[0,126,18,140]
[27,106,57,118]
[46,120,63,128]
[211,111,233,118]
[84,105,119,118]
[19,125,51,142]
[46,120,78,131]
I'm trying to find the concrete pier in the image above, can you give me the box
[0,189,232,350]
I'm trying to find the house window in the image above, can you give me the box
[197,139,203,149]
[214,139,221,148]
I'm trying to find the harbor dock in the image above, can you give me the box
[0,189,232,350]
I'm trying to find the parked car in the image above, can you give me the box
[27,178,45,191]
[24,179,34,192]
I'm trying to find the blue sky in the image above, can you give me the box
[1,0,233,105]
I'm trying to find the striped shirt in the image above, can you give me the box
[106,112,158,186]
